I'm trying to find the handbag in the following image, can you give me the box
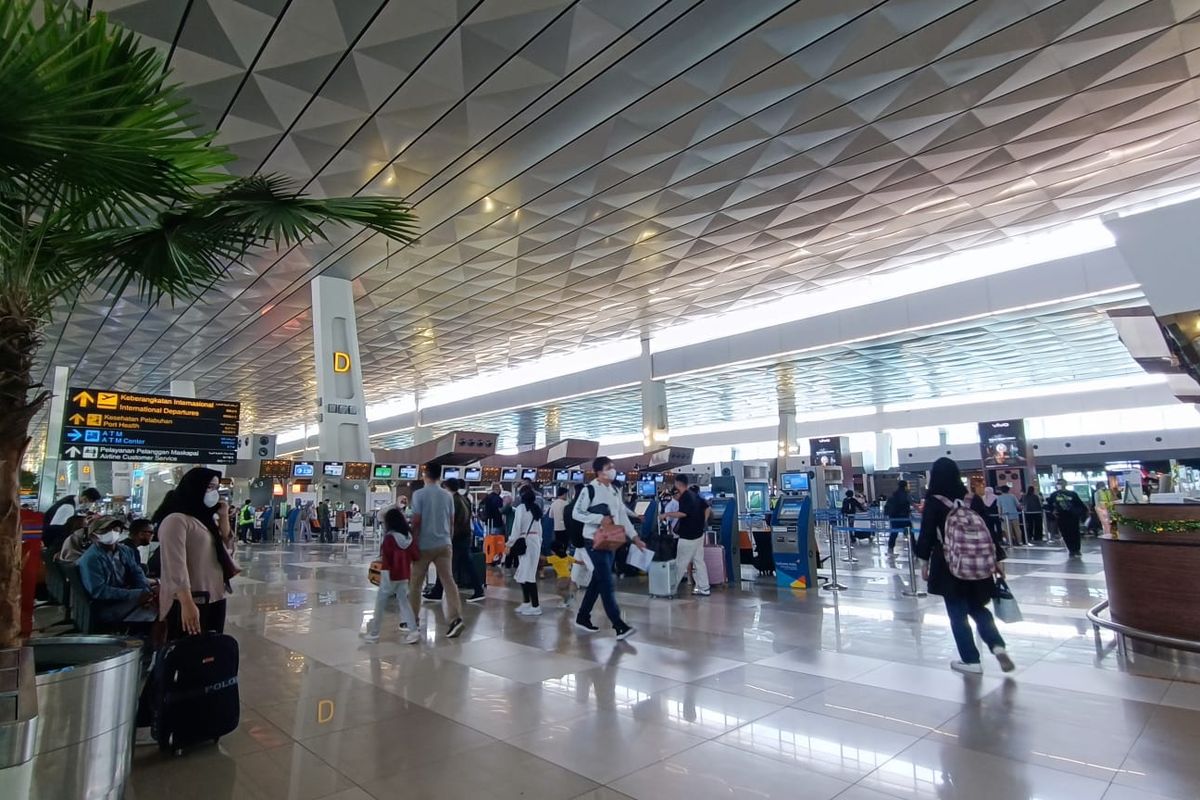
[592,522,627,552]
[510,518,536,557]
[992,578,1023,623]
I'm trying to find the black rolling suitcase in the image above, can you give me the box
[151,631,240,755]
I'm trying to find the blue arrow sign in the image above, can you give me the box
[66,429,82,442]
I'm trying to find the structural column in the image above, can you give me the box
[639,337,669,450]
[545,405,561,445]
[38,366,71,508]
[516,408,537,452]
[310,276,370,462]
[412,391,433,445]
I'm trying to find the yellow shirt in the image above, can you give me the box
[546,554,573,579]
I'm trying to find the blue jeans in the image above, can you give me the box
[577,544,624,628]
[944,594,1005,663]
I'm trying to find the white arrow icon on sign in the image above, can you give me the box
[64,446,82,458]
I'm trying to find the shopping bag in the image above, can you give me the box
[992,578,1022,623]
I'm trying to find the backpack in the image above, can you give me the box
[42,496,75,536]
[565,485,594,549]
[934,495,996,580]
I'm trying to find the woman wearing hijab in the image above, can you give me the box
[975,485,1002,541]
[154,467,239,639]
[916,458,1014,675]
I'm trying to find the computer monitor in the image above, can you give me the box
[520,468,537,481]
[501,467,519,482]
[372,464,394,480]
[463,467,482,482]
[781,472,810,492]
[292,461,314,478]
[397,464,418,480]
[322,461,344,477]
[653,473,664,483]
[637,479,656,498]
[570,470,585,482]
[615,472,627,482]
[554,469,569,482]
[441,466,462,481]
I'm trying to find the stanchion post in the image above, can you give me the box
[825,524,847,591]
[901,525,926,598]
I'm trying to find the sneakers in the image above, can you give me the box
[992,647,1016,673]
[446,617,465,638]
[575,618,600,634]
[562,595,575,611]
[516,603,531,615]
[614,625,637,641]
[403,630,422,645]
[518,605,543,616]
[950,660,983,675]
[693,589,711,597]
[422,593,442,604]
[467,591,487,603]
[360,631,380,643]
[134,726,157,747]
[398,622,409,631]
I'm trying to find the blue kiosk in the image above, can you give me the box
[769,472,815,590]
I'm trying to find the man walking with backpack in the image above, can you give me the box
[916,457,1015,675]
[1046,479,1088,557]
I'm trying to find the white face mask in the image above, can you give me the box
[458,488,467,495]
[96,530,122,546]
[602,468,617,481]
[203,489,220,508]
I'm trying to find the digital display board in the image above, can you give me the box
[615,472,627,482]
[292,461,315,478]
[978,419,1029,468]
[259,459,292,479]
[441,466,462,480]
[637,480,656,497]
[520,468,537,481]
[463,467,482,482]
[61,387,240,464]
[501,468,519,482]
[809,437,842,467]
[398,464,419,480]
[343,461,371,480]
[653,473,664,483]
[553,469,569,482]
[570,470,585,482]
[781,472,810,492]
[372,464,394,480]
[322,461,344,477]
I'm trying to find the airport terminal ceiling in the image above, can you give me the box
[368,295,1148,451]
[30,0,1200,435]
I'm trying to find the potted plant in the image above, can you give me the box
[0,2,416,794]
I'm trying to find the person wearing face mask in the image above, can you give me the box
[43,487,103,553]
[77,516,156,628]
[571,456,647,640]
[154,467,240,639]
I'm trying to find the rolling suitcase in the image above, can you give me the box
[648,559,679,598]
[151,631,240,755]
[704,544,727,585]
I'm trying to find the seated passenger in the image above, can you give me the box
[56,515,91,563]
[77,516,157,627]
[121,518,159,579]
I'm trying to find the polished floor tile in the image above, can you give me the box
[716,707,918,781]
[610,739,851,800]
[124,539,1195,800]
[859,737,1112,800]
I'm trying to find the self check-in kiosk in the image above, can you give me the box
[705,496,737,582]
[771,486,814,590]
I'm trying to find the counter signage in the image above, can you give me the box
[978,419,1028,468]
[292,461,315,478]
[463,467,482,482]
[372,464,394,480]
[397,464,419,480]
[343,461,372,480]
[259,459,293,479]
[61,387,240,464]
[322,461,345,477]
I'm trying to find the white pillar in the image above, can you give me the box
[517,409,536,452]
[38,366,71,508]
[639,337,668,450]
[310,276,370,462]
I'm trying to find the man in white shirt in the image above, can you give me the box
[571,456,646,640]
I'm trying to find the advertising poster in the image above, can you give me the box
[978,419,1028,468]
[809,437,842,467]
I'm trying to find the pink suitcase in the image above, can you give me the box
[704,544,727,586]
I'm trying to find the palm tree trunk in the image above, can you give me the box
[0,291,47,648]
